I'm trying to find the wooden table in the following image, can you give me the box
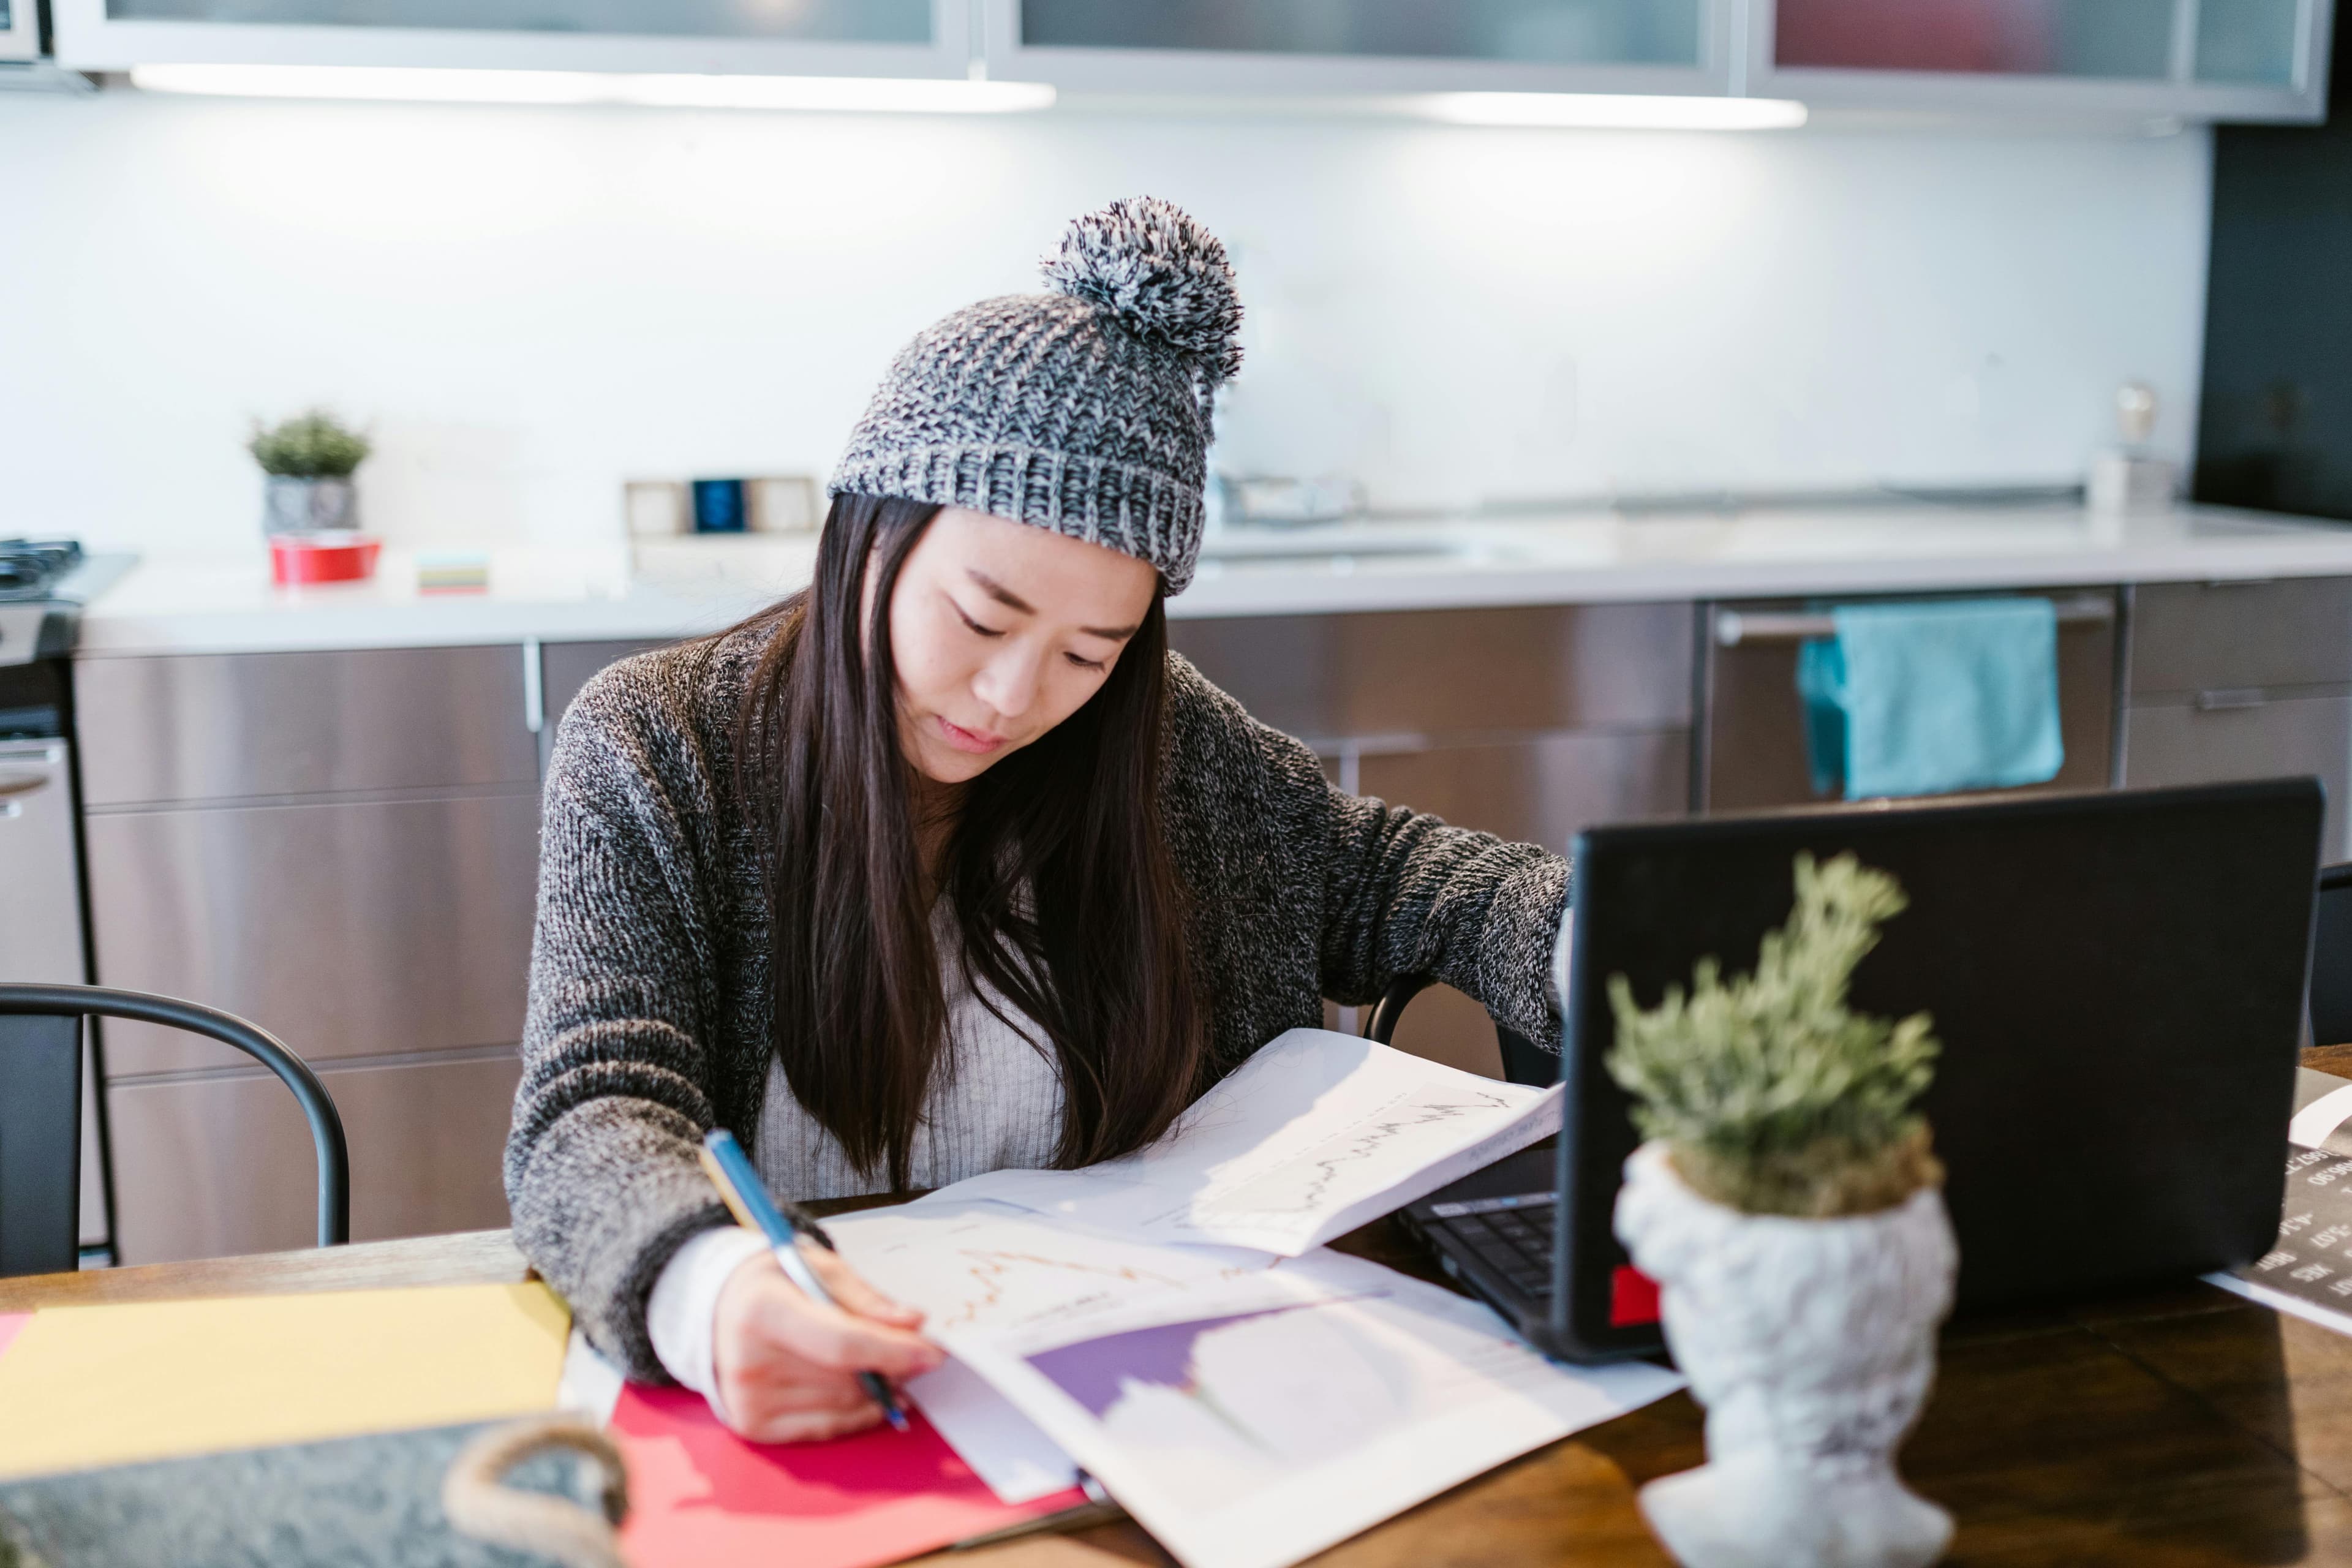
[11,1217,2352,1566]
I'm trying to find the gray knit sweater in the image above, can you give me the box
[505,620,1572,1381]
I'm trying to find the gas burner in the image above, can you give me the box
[0,540,85,601]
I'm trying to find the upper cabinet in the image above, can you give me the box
[43,0,2337,123]
[50,0,973,76]
[985,0,1730,96]
[1757,0,2331,121]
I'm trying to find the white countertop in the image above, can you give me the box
[70,503,2352,657]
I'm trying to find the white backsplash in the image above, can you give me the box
[0,91,2212,553]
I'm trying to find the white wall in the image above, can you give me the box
[0,89,2212,554]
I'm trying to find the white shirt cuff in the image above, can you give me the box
[1548,904,1575,1019]
[646,1224,771,1419]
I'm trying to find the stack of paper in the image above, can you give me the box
[826,1200,1676,1568]
[933,1027,1565,1254]
[799,1030,1675,1568]
[0,1284,570,1481]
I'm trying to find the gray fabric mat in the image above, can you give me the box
[0,1421,602,1568]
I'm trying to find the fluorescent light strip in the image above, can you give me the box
[1422,91,1807,130]
[128,63,1055,113]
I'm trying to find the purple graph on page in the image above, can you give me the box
[1024,1306,1319,1418]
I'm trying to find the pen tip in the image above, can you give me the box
[887,1408,911,1432]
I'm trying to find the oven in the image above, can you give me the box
[1695,586,2124,811]
[0,540,134,1261]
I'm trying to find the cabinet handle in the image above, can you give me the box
[522,639,545,735]
[0,771,51,799]
[2193,688,2269,712]
[1714,593,2114,647]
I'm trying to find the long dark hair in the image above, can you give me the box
[736,492,1207,1190]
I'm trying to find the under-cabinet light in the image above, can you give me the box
[127,63,1056,114]
[1420,91,1807,130]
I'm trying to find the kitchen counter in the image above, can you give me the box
[70,503,2352,656]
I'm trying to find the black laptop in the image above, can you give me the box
[1400,778,2324,1362]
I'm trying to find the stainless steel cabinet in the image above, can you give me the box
[2122,577,2352,861]
[74,644,541,1264]
[2128,578,2352,696]
[107,1049,522,1264]
[1174,603,1693,1077]
[83,793,541,1075]
[75,646,538,807]
[2125,693,2352,856]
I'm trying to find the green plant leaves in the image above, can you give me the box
[1605,851,1942,1216]
[249,410,371,478]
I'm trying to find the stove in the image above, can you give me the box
[0,539,85,601]
[0,539,130,671]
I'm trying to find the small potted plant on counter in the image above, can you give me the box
[249,410,379,584]
[1610,851,1956,1568]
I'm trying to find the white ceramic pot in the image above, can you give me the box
[263,475,358,534]
[1614,1140,1958,1568]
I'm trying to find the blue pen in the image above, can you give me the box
[699,1128,911,1433]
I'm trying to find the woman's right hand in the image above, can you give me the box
[709,1245,946,1442]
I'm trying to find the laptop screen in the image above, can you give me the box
[1555,778,2323,1357]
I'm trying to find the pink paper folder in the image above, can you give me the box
[0,1314,27,1360]
[609,1383,1084,1568]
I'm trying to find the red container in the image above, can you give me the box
[270,534,380,586]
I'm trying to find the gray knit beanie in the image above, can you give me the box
[829,197,1243,595]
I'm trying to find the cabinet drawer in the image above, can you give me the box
[1355,730,1689,850]
[88,793,540,1074]
[108,1050,522,1266]
[2130,578,2352,696]
[2124,693,2352,860]
[75,646,538,807]
[1170,602,1693,740]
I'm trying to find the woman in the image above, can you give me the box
[507,198,1570,1444]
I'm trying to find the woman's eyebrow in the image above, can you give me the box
[965,568,1140,641]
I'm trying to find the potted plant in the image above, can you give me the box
[1609,851,1956,1568]
[250,410,371,534]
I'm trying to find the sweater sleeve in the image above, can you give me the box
[503,676,735,1383]
[1315,776,1572,1053]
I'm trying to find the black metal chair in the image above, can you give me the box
[0,984,350,1276]
[1362,974,1558,1087]
[2312,864,2352,1050]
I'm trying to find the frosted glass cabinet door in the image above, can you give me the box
[1774,0,2173,77]
[97,0,928,42]
[2197,0,2305,82]
[1020,0,1703,67]
[990,0,1726,94]
[1760,0,2329,121]
[53,0,969,76]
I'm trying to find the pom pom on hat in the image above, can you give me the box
[1041,196,1243,390]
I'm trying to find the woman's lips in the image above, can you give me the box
[936,715,1009,755]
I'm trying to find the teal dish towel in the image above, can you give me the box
[1795,597,2064,799]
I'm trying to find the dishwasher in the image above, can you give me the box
[1694,587,2124,812]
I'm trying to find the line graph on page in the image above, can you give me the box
[1172,1084,1526,1227]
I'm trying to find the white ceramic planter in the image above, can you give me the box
[1614,1140,1958,1568]
[263,475,358,534]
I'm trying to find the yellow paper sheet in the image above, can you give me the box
[0,1281,570,1479]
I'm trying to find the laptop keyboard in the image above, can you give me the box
[1425,1193,1556,1301]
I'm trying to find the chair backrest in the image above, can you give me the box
[0,984,349,1276]
[1361,975,1558,1087]
[2313,864,2352,1049]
